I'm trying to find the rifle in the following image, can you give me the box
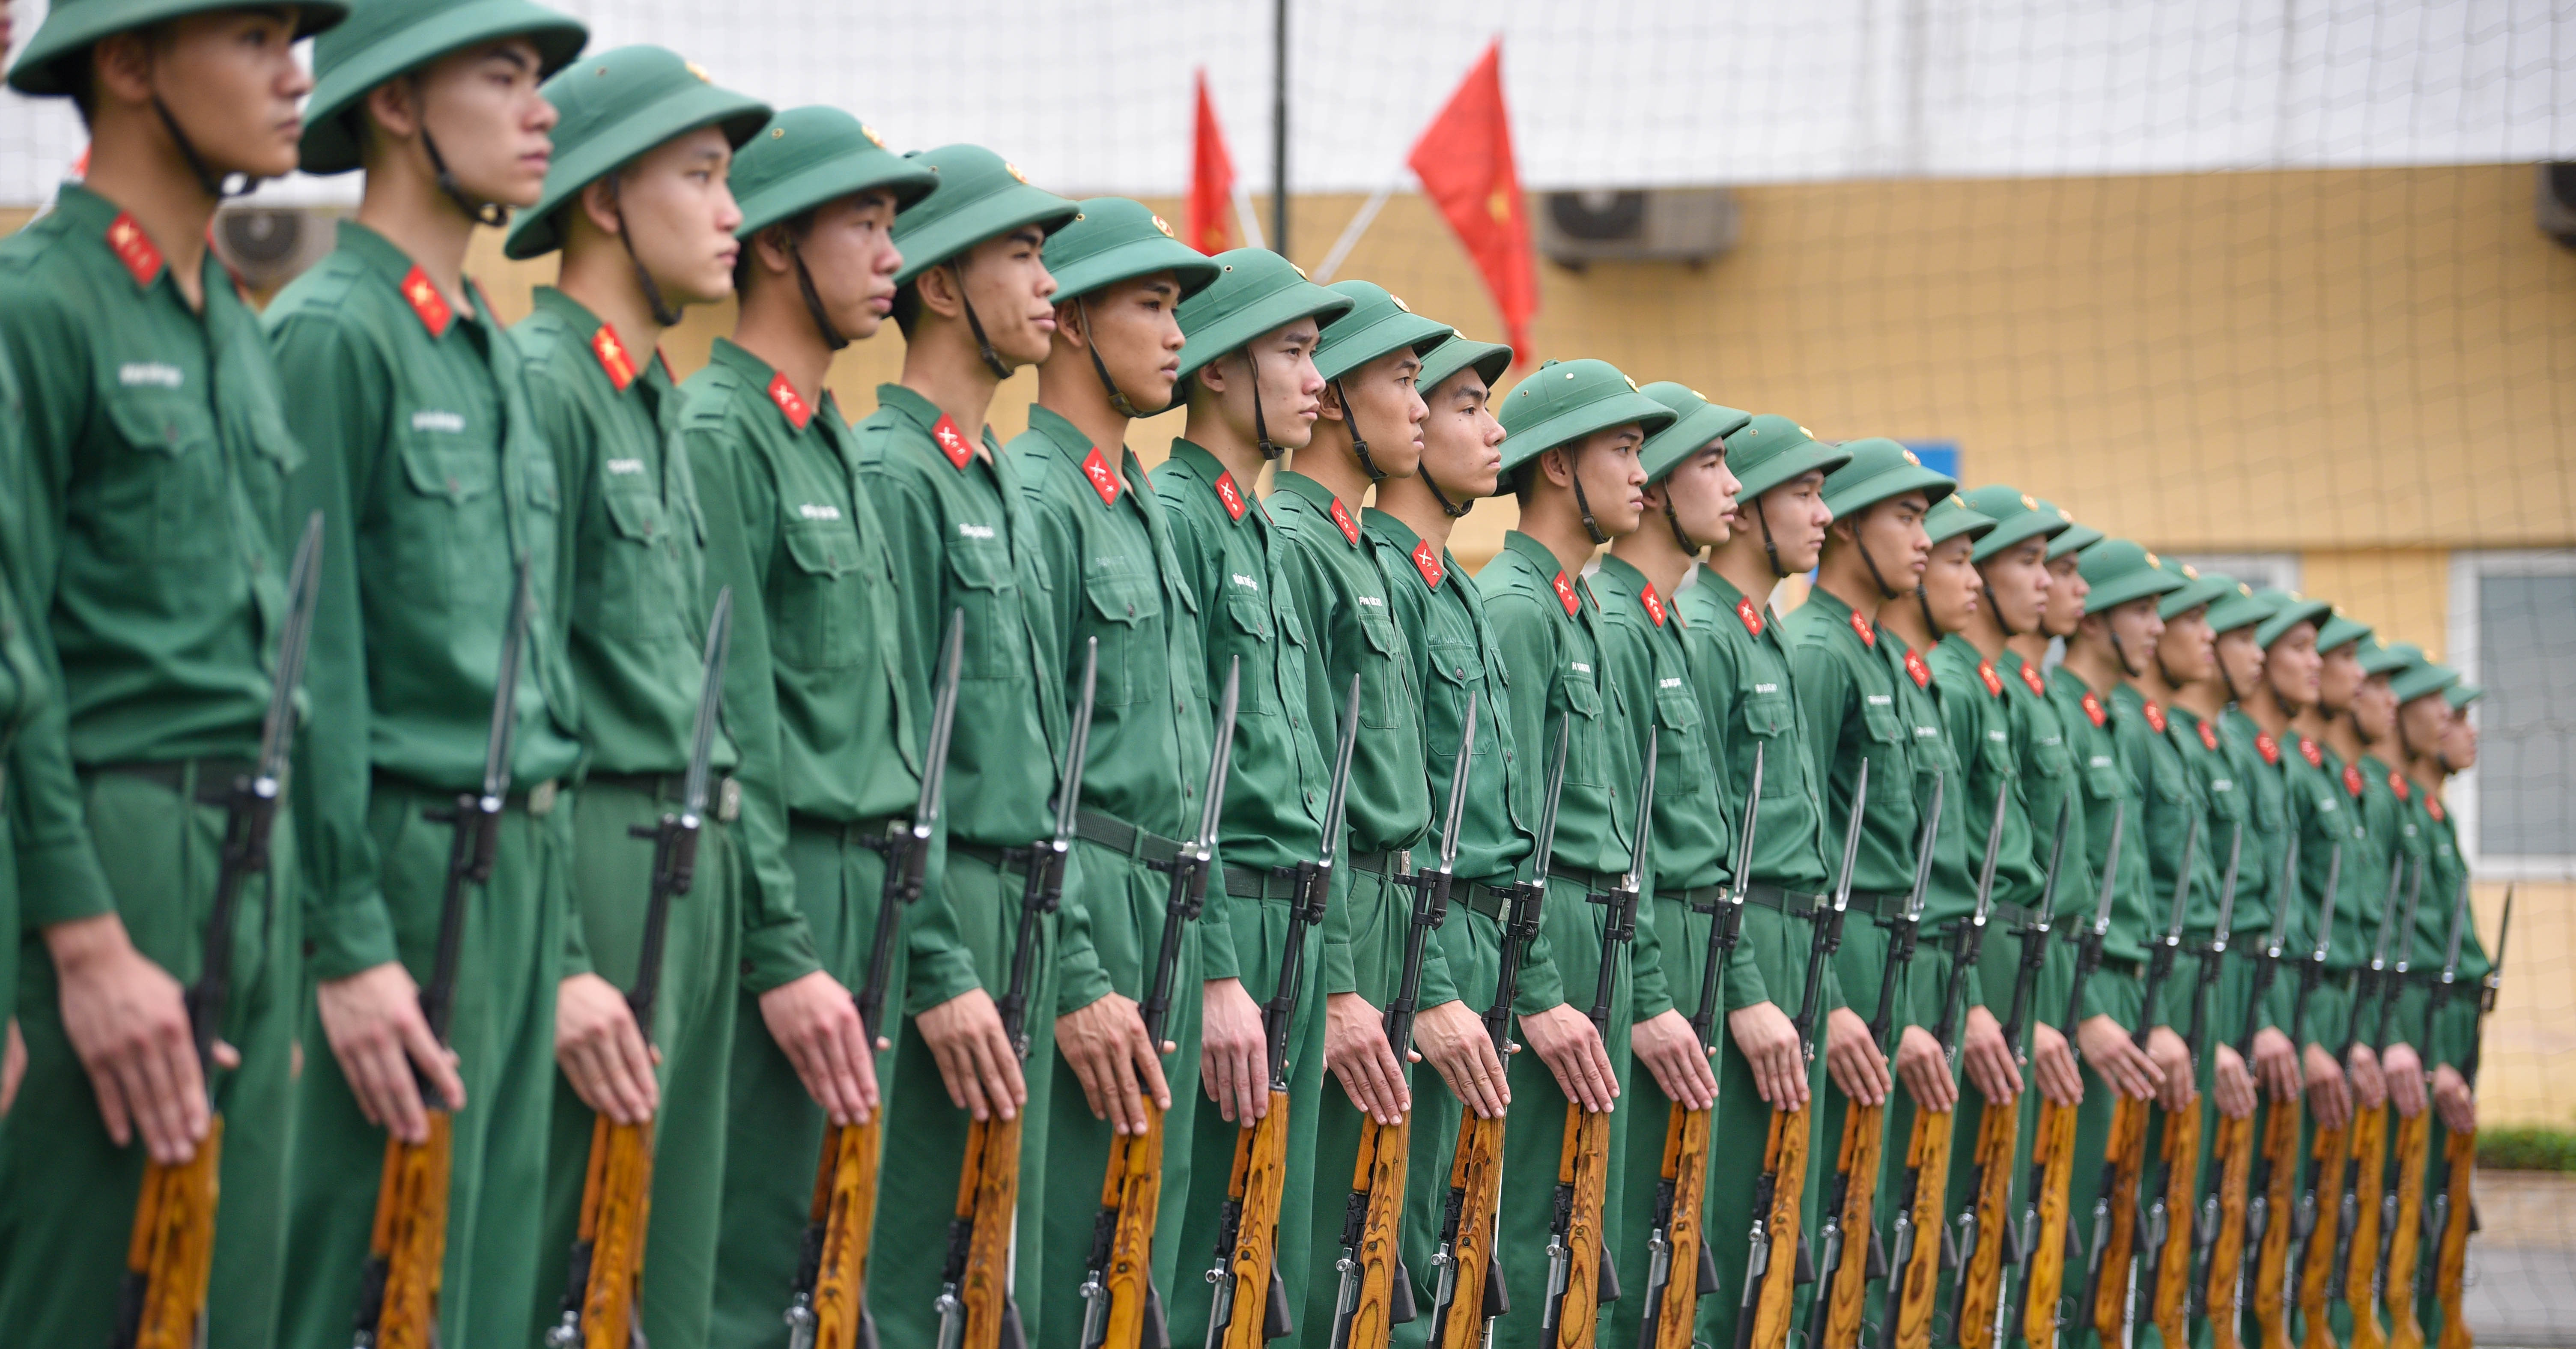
[1811,770,1940,1349]
[1426,722,1571,1349]
[2256,843,2337,1349]
[1538,730,1658,1349]
[1073,661,1240,1349]
[352,563,532,1349]
[2295,852,2398,1349]
[2339,857,2422,1349]
[1737,759,1871,1349]
[2206,835,2303,1349]
[2384,868,2459,1349]
[2014,813,2126,1349]
[2146,824,2244,1347]
[778,613,963,1349]
[1328,693,1477,1349]
[1952,800,2074,1349]
[1205,674,1362,1347]
[933,639,1100,1349]
[1640,745,1764,1349]
[2082,817,2198,1349]
[112,513,323,1349]
[2432,887,2504,1349]
[1885,782,2011,1349]
[546,590,739,1349]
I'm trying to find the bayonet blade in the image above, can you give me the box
[1193,660,1243,857]
[2266,834,2303,960]
[1530,721,1572,889]
[480,563,534,805]
[1317,673,1363,867]
[2390,858,2425,976]
[2031,799,2074,936]
[1728,745,1766,903]
[1971,778,2011,927]
[2090,812,2126,936]
[2161,816,2200,943]
[2210,823,2244,952]
[2313,844,2343,963]
[1436,693,1479,871]
[1622,728,1659,892]
[909,610,967,839]
[1053,639,1100,847]
[680,588,736,825]
[1903,768,1944,923]
[2367,855,2405,973]
[1831,760,1870,916]
[256,512,328,784]
[2439,875,2470,984]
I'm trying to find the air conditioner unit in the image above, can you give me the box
[213,206,338,292]
[1534,187,1739,272]
[2538,164,2576,251]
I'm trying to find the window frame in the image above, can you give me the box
[2446,549,2576,880]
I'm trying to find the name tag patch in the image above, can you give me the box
[119,362,183,389]
[796,503,843,521]
[605,458,647,476]
[410,410,465,434]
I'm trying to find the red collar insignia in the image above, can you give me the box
[1551,570,1580,617]
[1213,471,1246,521]
[766,372,813,431]
[590,326,639,392]
[106,212,164,288]
[2020,662,2048,697]
[2143,700,2168,734]
[1411,539,1445,589]
[1904,648,1932,688]
[2199,719,2220,752]
[2256,731,2281,766]
[1736,597,1764,636]
[1641,583,1666,627]
[1080,446,1123,506]
[2343,762,2366,798]
[1978,659,2004,697]
[2389,772,2410,802]
[1849,609,1875,647]
[2427,797,2445,822]
[2300,737,2324,768]
[399,266,454,337]
[932,414,975,469]
[2081,690,2106,727]
[1329,497,1360,546]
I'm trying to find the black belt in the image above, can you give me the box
[587,770,742,823]
[1661,883,1731,913]
[1553,862,1621,898]
[1743,883,1826,916]
[1073,807,1189,867]
[93,758,260,807]
[1221,863,1304,902]
[1932,900,2036,937]
[2098,954,2146,980]
[373,769,561,817]
[1348,848,1410,878]
[1459,881,1523,923]
[790,811,907,848]
[1849,890,1914,922]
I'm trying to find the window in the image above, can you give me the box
[2448,551,2576,878]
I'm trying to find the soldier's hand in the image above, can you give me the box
[1057,992,1171,1135]
[1326,991,1410,1125]
[2146,1025,2195,1112]
[757,970,876,1126]
[1822,1004,1886,1107]
[1731,1000,1810,1109]
[1521,1003,1616,1113]
[2344,1043,2387,1111]
[2251,1025,2302,1103]
[1201,977,1267,1124]
[2380,1041,2428,1119]
[1631,1008,1716,1111]
[319,961,465,1144]
[1894,1024,1958,1112]
[555,972,658,1124]
[2030,1021,2084,1107]
[2211,1044,2258,1120]
[1413,998,1507,1119]
[2,1018,22,1117]
[1960,1004,2023,1105]
[46,912,224,1164]
[2075,1013,2162,1101]
[916,988,1025,1122]
[2302,1042,2350,1131]
[2430,1064,2475,1135]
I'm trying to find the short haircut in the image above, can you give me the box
[734,209,817,295]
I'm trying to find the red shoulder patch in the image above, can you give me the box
[1849,609,1875,647]
[1329,497,1360,546]
[1213,471,1246,522]
[2343,762,2366,799]
[1904,647,1932,688]
[1551,570,1580,617]
[1641,583,1666,627]
[2020,662,2048,697]
[1411,539,1445,589]
[932,414,975,469]
[2143,701,2168,734]
[1978,659,2004,697]
[2256,731,2281,766]
[766,372,813,431]
[590,325,638,392]
[106,212,163,288]
[2198,719,2220,752]
[1080,446,1123,507]
[2299,737,2324,769]
[2390,772,2410,802]
[1736,596,1764,636]
[2427,797,2445,823]
[2081,690,2106,728]
[399,266,454,337]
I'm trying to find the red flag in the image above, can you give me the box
[1187,70,1236,256]
[1408,40,1538,363]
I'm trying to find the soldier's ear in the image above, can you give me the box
[910,261,967,321]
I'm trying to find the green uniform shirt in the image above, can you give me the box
[1933,637,2046,919]
[1786,589,1924,901]
[2220,708,2292,946]
[267,221,584,981]
[1154,440,1327,982]
[1,335,64,969]
[2314,741,2388,973]
[2047,667,2154,969]
[2162,703,2254,938]
[1887,632,1976,925]
[0,185,309,928]
[2358,751,2425,1042]
[2113,685,2210,952]
[1994,648,2089,922]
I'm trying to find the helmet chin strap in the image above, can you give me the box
[1075,297,1144,418]
[1241,348,1282,461]
[1331,379,1389,483]
[2107,624,2144,679]
[1561,448,1609,546]
[605,178,682,328]
[786,234,850,352]
[1851,510,1906,601]
[1914,584,1942,639]
[1661,493,1698,555]
[948,259,1014,381]
[412,78,511,229]
[2155,645,2186,693]
[1419,463,1471,519]
[1982,579,2020,638]
[1752,495,1789,580]
[153,94,259,201]
[2216,649,2247,705]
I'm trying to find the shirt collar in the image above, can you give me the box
[1801,583,1859,630]
[337,220,478,337]
[1169,438,1265,526]
[1363,508,1454,591]
[57,185,194,299]
[531,287,672,395]
[709,338,835,432]
[1272,470,1365,546]
[873,382,995,460]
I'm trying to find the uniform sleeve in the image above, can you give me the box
[1272,527,1363,1000]
[1374,554,1460,1013]
[1017,477,1115,1019]
[1152,487,1241,984]
[523,342,598,978]
[1789,638,1852,812]
[1480,585,1568,1016]
[272,313,402,982]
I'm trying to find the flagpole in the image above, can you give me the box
[1270,0,1289,258]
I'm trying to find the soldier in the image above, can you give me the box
[1007,196,1218,1347]
[2301,608,2391,1158]
[1480,357,1676,1348]
[495,46,769,1349]
[0,340,41,1107]
[259,3,589,1344]
[1153,248,1347,1332]
[0,2,350,1341]
[2209,584,2306,1114]
[2184,580,2290,1153]
[850,142,1095,1344]
[1675,413,1852,1349]
[2417,680,2483,1141]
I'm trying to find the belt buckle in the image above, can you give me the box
[719,776,742,824]
[1393,849,1413,876]
[528,779,559,817]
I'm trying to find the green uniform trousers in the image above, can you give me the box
[1603,892,1726,1349]
[707,816,902,1347]
[1168,877,1329,1345]
[0,769,301,1347]
[1696,902,1831,1349]
[2062,965,2146,1349]
[528,778,742,1349]
[279,777,569,1349]
[1302,864,1429,1343]
[1033,840,1210,1349]
[1394,899,1509,1349]
[874,845,1071,1347]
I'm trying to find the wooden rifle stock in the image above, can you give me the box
[1644,1103,1714,1349]
[1953,1088,2021,1347]
[2342,1103,2391,1349]
[1432,1113,1507,1349]
[2203,1105,2257,1349]
[2019,1098,2080,1349]
[2431,1126,2473,1349]
[1744,1103,1813,1349]
[2149,1092,2206,1345]
[940,1110,1023,1349]
[2383,1106,2430,1349]
[568,1116,656,1349]
[2249,1095,2305,1349]
[2087,1094,2151,1344]
[796,1114,884,1349]
[1334,1114,1411,1349]
[1888,1104,1958,1349]
[116,1118,226,1349]
[1815,1098,1888,1349]
[1080,1105,1168,1349]
[1545,1104,1616,1348]
[2295,1120,2350,1349]
[1213,1090,1295,1347]
[358,1111,455,1349]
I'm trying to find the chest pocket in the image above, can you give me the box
[2027,732,2075,784]
[944,539,1024,681]
[1357,609,1414,731]
[1082,556,1163,708]
[1653,682,1704,797]
[1217,585,1278,716]
[772,518,870,670]
[2079,751,2128,805]
[91,388,224,566]
[2145,743,2193,806]
[1423,641,1490,764]
[591,484,687,640]
[1562,663,1606,788]
[1859,690,1906,748]
[1738,685,1795,800]
[394,433,502,610]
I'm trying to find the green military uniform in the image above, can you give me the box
[2244,591,2343,1045]
[2413,675,2484,1349]
[498,46,769,1349]
[0,0,352,1326]
[262,7,590,1344]
[1153,249,1348,1335]
[2195,580,2287,1036]
[1480,358,1676,1349]
[1006,197,1223,1349]
[1676,412,1849,1349]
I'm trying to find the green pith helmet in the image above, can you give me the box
[10,0,349,96]
[1174,248,1353,385]
[2254,588,2333,648]
[731,107,938,239]
[1821,438,1957,520]
[1637,383,1753,486]
[2157,559,2235,620]
[1725,415,1852,500]
[2078,539,2188,615]
[2314,606,2374,656]
[502,45,770,260]
[1959,485,2070,562]
[1313,281,1452,383]
[2390,651,2460,704]
[887,144,1079,285]
[2203,576,2277,635]
[301,0,589,175]
[2039,500,2103,559]
[2445,682,2484,710]
[1042,197,1220,304]
[1494,358,1677,488]
[1417,332,1514,396]
[1923,493,1997,547]
[2357,637,2415,677]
